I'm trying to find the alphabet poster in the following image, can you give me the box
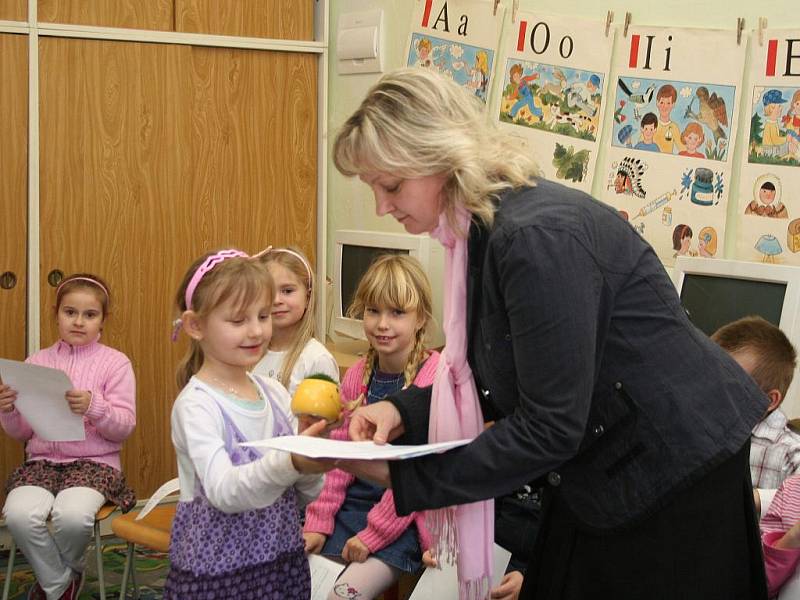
[405,0,504,105]
[494,12,614,192]
[599,26,745,266]
[735,30,800,265]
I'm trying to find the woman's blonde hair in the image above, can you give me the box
[347,254,433,404]
[333,68,539,231]
[174,253,274,388]
[262,247,316,388]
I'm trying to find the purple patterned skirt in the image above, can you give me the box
[163,548,310,599]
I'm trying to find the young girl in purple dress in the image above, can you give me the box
[165,249,326,599]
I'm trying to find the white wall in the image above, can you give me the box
[326,0,800,349]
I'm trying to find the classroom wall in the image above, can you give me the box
[325,0,800,351]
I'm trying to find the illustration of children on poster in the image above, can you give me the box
[600,26,745,266]
[736,31,800,266]
[494,12,614,192]
[405,0,504,105]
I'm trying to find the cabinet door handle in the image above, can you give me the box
[47,269,64,288]
[0,271,17,290]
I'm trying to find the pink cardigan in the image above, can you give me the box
[0,338,136,471]
[304,352,439,554]
[762,475,800,597]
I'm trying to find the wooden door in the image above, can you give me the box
[38,37,317,498]
[0,33,28,505]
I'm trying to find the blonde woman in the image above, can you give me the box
[328,68,768,599]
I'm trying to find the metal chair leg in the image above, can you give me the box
[118,543,134,600]
[94,520,106,600]
[2,538,16,600]
[131,552,139,600]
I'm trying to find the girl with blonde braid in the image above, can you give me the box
[303,254,438,600]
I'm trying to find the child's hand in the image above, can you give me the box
[342,535,370,563]
[303,531,327,554]
[298,415,341,437]
[291,419,338,473]
[0,384,18,413]
[778,521,800,550]
[422,549,437,568]
[490,570,524,600]
[65,389,92,415]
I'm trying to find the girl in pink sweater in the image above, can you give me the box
[304,255,438,600]
[0,274,136,600]
[762,475,800,597]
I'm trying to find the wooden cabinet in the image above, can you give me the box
[37,37,317,498]
[175,0,314,40]
[38,0,173,31]
[0,33,28,506]
[0,0,26,21]
[0,2,322,502]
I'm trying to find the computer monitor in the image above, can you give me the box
[332,229,431,340]
[672,257,800,417]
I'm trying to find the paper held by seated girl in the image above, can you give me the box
[241,436,471,460]
[0,358,85,441]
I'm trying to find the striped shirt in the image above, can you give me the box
[750,410,800,490]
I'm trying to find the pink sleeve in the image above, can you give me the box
[0,409,33,443]
[85,359,136,442]
[303,466,355,535]
[763,531,800,597]
[358,489,420,553]
[304,363,364,535]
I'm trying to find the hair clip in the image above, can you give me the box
[265,246,314,288]
[184,249,248,310]
[171,318,183,342]
[56,276,110,299]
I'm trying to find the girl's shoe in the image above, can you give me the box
[58,572,84,600]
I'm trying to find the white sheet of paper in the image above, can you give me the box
[0,358,85,441]
[136,478,180,521]
[408,543,512,599]
[778,564,800,599]
[308,554,346,600]
[241,436,471,460]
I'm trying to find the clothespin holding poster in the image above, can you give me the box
[736,18,745,46]
[511,0,519,23]
[493,0,500,16]
[605,11,614,38]
[758,17,768,47]
[623,12,632,38]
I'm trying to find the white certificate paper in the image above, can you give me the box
[308,554,346,600]
[409,543,512,599]
[0,358,85,441]
[241,437,471,460]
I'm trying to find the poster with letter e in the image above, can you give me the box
[405,0,504,106]
[735,30,800,265]
[494,12,614,192]
[600,26,745,266]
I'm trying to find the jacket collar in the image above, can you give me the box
[56,336,103,358]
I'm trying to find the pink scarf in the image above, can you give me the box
[427,206,493,599]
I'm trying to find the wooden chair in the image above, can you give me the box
[110,504,175,600]
[2,502,116,600]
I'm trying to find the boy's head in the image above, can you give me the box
[641,112,658,141]
[656,84,677,120]
[712,315,797,413]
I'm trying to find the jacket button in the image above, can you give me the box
[481,388,491,398]
[547,472,561,487]
[614,381,623,390]
[593,424,605,436]
[504,333,511,341]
